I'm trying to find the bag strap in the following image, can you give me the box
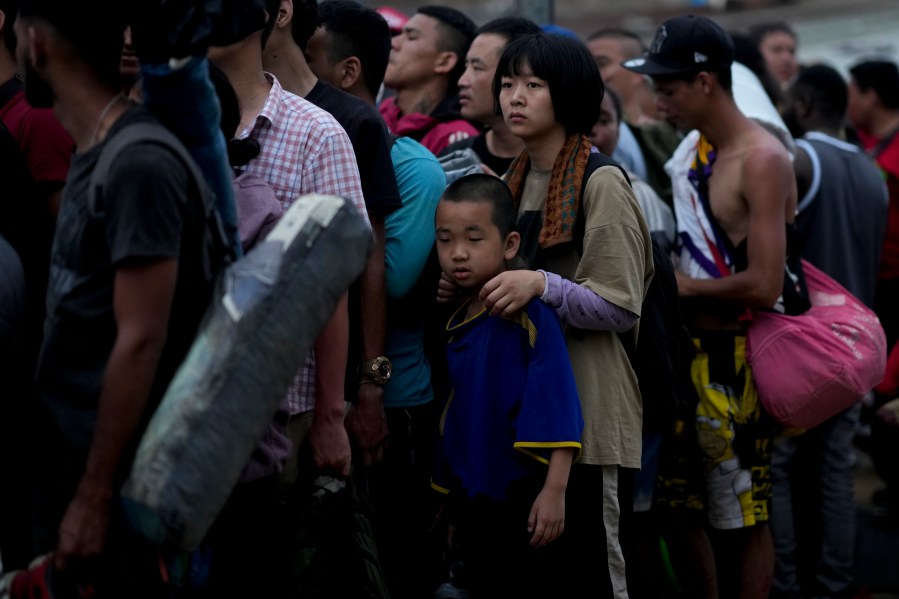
[573,151,637,364]
[88,121,231,271]
[89,121,212,217]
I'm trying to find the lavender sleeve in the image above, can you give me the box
[538,270,638,332]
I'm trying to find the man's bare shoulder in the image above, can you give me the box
[741,121,793,172]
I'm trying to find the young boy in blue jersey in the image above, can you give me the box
[432,173,583,597]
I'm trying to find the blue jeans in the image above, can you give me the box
[771,402,861,597]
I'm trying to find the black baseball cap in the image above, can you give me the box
[622,14,734,76]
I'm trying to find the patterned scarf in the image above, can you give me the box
[505,134,593,249]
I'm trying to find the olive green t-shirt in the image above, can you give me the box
[516,165,654,468]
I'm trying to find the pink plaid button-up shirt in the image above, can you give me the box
[240,75,369,415]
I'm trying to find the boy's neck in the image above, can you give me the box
[466,293,485,320]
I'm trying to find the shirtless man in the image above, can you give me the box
[625,15,796,599]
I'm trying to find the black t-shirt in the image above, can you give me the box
[306,80,401,217]
[35,106,215,454]
[441,133,514,177]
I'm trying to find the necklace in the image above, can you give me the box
[89,92,126,147]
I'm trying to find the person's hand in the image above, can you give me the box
[527,486,565,547]
[54,490,111,573]
[346,383,388,465]
[479,270,545,317]
[308,408,352,478]
[436,271,460,304]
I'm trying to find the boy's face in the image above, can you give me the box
[435,199,519,292]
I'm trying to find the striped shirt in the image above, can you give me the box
[240,74,369,415]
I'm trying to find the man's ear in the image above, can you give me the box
[433,51,458,76]
[276,0,293,29]
[339,56,362,91]
[0,10,6,40]
[24,22,48,68]
[696,71,713,94]
[504,231,521,260]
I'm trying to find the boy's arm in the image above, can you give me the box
[528,447,574,547]
[676,146,791,309]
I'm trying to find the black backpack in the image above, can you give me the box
[575,153,691,433]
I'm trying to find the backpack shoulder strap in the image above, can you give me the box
[89,121,213,218]
[574,152,632,256]
[88,121,230,277]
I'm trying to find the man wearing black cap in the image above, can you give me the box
[624,14,797,599]
[379,5,479,155]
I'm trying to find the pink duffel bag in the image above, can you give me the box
[746,260,887,429]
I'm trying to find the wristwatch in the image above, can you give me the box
[360,356,393,385]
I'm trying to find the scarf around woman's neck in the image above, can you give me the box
[505,134,593,249]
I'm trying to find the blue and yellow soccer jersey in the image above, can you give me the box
[433,298,583,500]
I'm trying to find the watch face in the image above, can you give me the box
[378,361,391,379]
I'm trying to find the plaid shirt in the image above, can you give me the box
[240,75,368,415]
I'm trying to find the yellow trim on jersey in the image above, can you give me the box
[430,480,450,495]
[515,442,582,465]
[446,298,486,333]
[503,310,537,348]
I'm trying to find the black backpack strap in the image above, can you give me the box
[88,121,230,274]
[571,151,639,365]
[574,152,632,257]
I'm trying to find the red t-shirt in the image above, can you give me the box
[0,87,73,185]
[859,128,899,280]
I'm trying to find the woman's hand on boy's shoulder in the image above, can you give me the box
[480,270,545,317]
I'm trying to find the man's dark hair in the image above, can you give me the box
[441,173,517,239]
[586,26,646,57]
[0,0,18,54]
[791,64,847,123]
[493,33,604,137]
[290,0,321,51]
[748,21,797,47]
[417,5,475,93]
[319,0,390,98]
[850,60,899,110]
[18,0,129,88]
[476,17,541,45]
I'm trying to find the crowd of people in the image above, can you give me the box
[0,0,898,598]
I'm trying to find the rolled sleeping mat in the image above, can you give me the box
[120,194,372,551]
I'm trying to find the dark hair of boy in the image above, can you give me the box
[476,16,542,43]
[416,5,476,94]
[18,0,129,88]
[318,0,391,99]
[792,64,848,122]
[849,60,899,110]
[492,33,604,137]
[748,21,796,47]
[441,173,517,239]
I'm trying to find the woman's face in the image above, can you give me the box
[498,62,563,144]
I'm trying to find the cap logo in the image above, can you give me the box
[649,25,668,54]
[694,52,708,64]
